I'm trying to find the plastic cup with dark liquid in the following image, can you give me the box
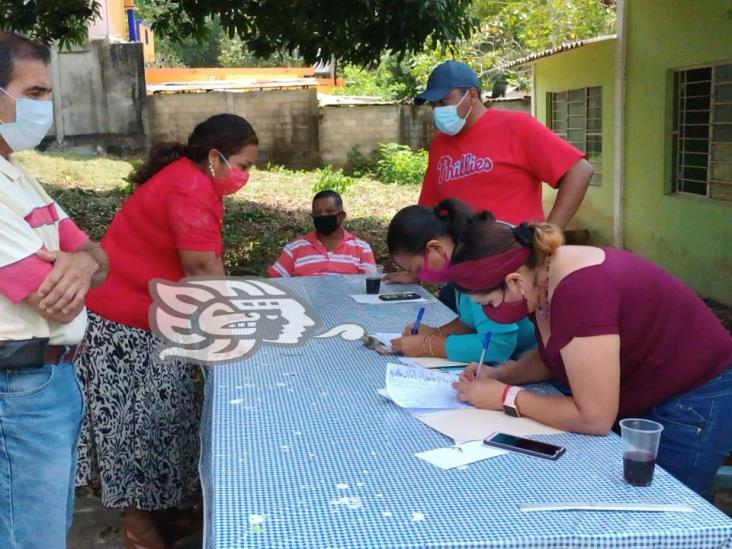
[619,418,663,487]
[364,264,384,295]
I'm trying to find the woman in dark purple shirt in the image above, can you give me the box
[449,211,732,495]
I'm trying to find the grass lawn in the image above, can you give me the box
[15,151,419,276]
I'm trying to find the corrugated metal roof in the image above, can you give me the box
[146,78,318,94]
[499,35,616,70]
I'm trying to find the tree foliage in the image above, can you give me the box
[3,0,477,66]
[339,0,616,99]
[0,0,100,47]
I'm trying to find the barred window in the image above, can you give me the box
[672,62,732,201]
[549,86,602,186]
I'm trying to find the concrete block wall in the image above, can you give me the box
[319,105,403,168]
[232,89,319,168]
[399,104,435,152]
[148,89,320,168]
[48,40,147,153]
[148,93,228,144]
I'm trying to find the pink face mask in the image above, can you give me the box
[417,248,451,283]
[213,153,250,195]
[482,288,530,324]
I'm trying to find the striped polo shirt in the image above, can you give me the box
[267,230,375,278]
[0,155,89,345]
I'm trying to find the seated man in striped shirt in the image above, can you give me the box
[268,190,376,277]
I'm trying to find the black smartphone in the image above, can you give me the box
[378,292,421,301]
[484,432,565,460]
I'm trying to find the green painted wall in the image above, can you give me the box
[534,39,616,245]
[624,0,732,305]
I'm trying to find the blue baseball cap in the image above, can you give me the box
[414,61,481,105]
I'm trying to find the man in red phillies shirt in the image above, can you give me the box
[385,61,593,304]
[416,60,593,227]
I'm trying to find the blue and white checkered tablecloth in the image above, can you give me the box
[200,275,732,548]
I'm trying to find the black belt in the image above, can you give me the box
[0,338,78,369]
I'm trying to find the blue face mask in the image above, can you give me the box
[0,87,53,152]
[433,91,472,136]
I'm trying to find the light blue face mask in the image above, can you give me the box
[433,91,473,136]
[0,87,53,152]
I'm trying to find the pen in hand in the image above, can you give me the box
[475,332,492,380]
[411,307,426,336]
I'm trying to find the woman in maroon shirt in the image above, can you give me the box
[449,210,732,495]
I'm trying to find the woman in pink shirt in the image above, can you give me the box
[449,210,732,495]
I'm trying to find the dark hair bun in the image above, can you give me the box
[511,222,535,248]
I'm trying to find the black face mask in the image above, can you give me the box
[313,214,340,235]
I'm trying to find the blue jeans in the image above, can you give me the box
[640,365,732,496]
[0,362,83,548]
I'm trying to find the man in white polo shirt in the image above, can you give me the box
[0,32,108,548]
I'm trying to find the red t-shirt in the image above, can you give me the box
[418,109,585,225]
[86,158,223,330]
[536,248,732,417]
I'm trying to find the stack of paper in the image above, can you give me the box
[398,356,467,370]
[382,363,469,410]
[378,362,565,443]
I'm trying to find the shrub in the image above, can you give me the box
[345,146,376,178]
[374,143,427,186]
[312,167,355,195]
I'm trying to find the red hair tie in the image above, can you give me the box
[438,209,449,218]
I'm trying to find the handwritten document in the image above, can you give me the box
[384,363,469,410]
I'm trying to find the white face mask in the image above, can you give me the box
[0,87,53,152]
[432,91,473,136]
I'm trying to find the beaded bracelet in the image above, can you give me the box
[428,334,436,357]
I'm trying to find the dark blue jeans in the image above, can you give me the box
[639,365,732,496]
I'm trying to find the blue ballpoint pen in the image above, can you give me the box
[476,332,492,380]
[411,307,426,335]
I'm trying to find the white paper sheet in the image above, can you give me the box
[349,294,428,305]
[416,440,506,469]
[519,502,694,513]
[410,356,468,369]
[377,388,446,416]
[414,407,564,444]
[384,363,469,410]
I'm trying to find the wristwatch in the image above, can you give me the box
[502,386,524,417]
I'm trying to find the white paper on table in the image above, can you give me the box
[414,407,564,444]
[377,388,446,416]
[411,356,467,369]
[384,363,469,410]
[416,440,506,470]
[349,294,428,305]
[373,332,401,353]
[519,502,694,513]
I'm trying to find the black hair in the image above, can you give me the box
[0,32,50,89]
[129,113,258,186]
[386,198,473,256]
[312,190,343,209]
